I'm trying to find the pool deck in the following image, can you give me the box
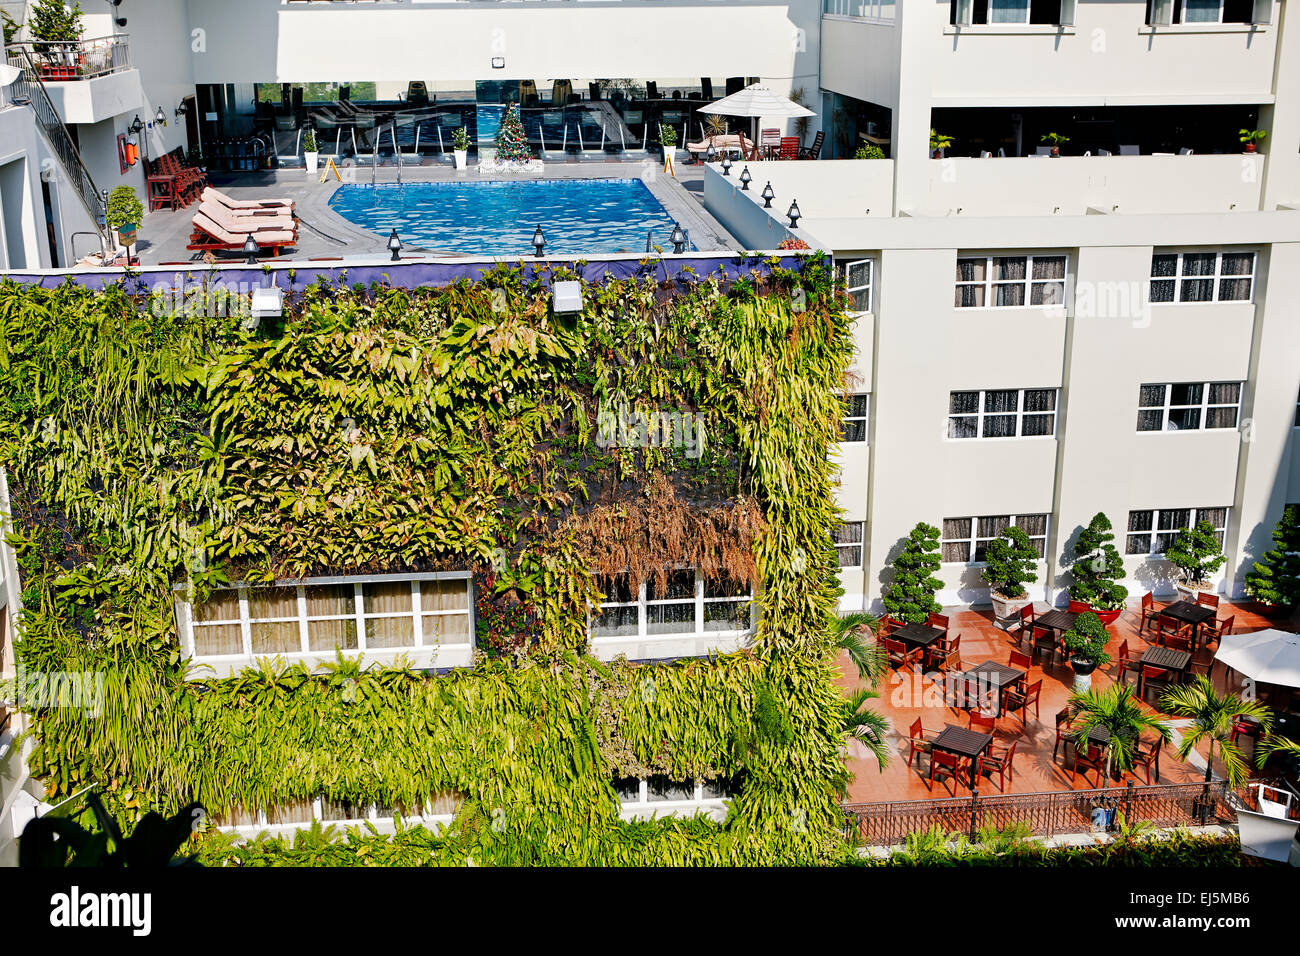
[131,157,739,266]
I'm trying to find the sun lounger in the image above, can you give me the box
[187,212,296,257]
[201,186,295,214]
[198,201,296,235]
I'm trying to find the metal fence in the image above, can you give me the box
[843,779,1232,846]
[4,35,131,80]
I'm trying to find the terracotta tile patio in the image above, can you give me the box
[838,598,1297,804]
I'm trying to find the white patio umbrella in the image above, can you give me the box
[698,84,814,151]
[1214,628,1300,688]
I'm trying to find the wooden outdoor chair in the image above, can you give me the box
[1230,715,1265,749]
[1003,679,1041,727]
[1164,630,1193,653]
[1150,615,1191,647]
[1070,742,1106,787]
[1009,650,1032,672]
[798,129,824,160]
[927,750,965,795]
[1139,591,1162,634]
[905,717,937,769]
[1067,599,1090,614]
[760,127,780,159]
[1139,665,1173,702]
[1052,709,1076,762]
[778,136,800,160]
[1029,625,1059,665]
[928,612,950,633]
[1008,602,1035,645]
[1116,640,1142,686]
[981,740,1018,793]
[968,711,997,734]
[1201,614,1234,646]
[1196,592,1220,609]
[1132,740,1161,784]
[923,631,960,671]
[885,638,922,673]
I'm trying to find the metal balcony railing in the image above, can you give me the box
[4,34,131,81]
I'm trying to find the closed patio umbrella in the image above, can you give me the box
[698,83,814,149]
[1214,629,1300,689]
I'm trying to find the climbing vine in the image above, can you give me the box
[0,255,857,864]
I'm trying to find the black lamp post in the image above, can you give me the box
[761,181,775,208]
[532,225,546,257]
[739,166,752,190]
[787,199,802,229]
[670,223,686,254]
[721,153,732,176]
[387,229,402,261]
[243,234,259,265]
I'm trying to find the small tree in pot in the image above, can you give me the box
[1069,512,1129,624]
[982,526,1039,626]
[1243,504,1300,611]
[881,522,943,625]
[1165,521,1226,599]
[1061,611,1112,692]
[1068,684,1172,822]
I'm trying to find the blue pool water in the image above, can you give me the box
[328,179,692,256]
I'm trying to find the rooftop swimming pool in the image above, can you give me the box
[328,178,693,256]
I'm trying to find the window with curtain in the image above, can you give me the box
[1149,250,1255,303]
[942,514,1049,563]
[833,522,865,567]
[1126,507,1228,555]
[1136,382,1242,431]
[956,254,1067,309]
[841,394,869,442]
[948,389,1058,439]
[590,570,754,641]
[182,575,472,662]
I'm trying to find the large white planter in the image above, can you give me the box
[1174,577,1213,602]
[453,149,468,170]
[989,591,1031,630]
[1235,784,1299,863]
[304,151,319,176]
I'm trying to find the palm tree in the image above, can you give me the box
[842,687,890,771]
[1254,732,1299,770]
[1068,684,1173,783]
[1161,676,1273,787]
[831,610,886,685]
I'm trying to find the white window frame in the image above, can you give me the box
[1136,382,1243,432]
[215,793,464,833]
[834,521,866,568]
[614,776,737,820]
[1125,507,1229,556]
[824,0,897,21]
[179,572,474,664]
[941,514,1050,564]
[948,388,1059,440]
[841,393,869,443]
[954,253,1068,310]
[589,569,755,643]
[1149,250,1256,305]
[838,258,874,314]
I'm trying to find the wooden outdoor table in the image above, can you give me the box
[1140,644,1192,677]
[1159,600,1216,648]
[1034,608,1078,634]
[893,622,946,651]
[930,724,994,789]
[949,660,1026,716]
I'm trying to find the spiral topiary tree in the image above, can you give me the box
[881,522,943,624]
[1165,521,1226,588]
[1244,504,1300,608]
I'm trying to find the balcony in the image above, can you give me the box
[4,36,140,125]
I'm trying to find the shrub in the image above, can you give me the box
[302,128,317,152]
[981,527,1039,600]
[104,185,143,232]
[853,144,885,160]
[1061,611,1112,667]
[1069,512,1129,611]
[881,522,943,624]
[1243,504,1300,608]
[1165,521,1226,586]
[452,127,471,151]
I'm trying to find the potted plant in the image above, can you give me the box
[929,129,953,159]
[854,144,885,160]
[1068,684,1172,827]
[451,127,470,170]
[29,0,84,79]
[1165,521,1226,601]
[302,128,318,176]
[881,522,943,625]
[1243,504,1300,612]
[104,184,143,257]
[1069,512,1129,625]
[981,526,1038,627]
[1060,611,1113,692]
[1239,128,1267,153]
[1040,132,1070,157]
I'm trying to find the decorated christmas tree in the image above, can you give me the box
[494,103,533,163]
